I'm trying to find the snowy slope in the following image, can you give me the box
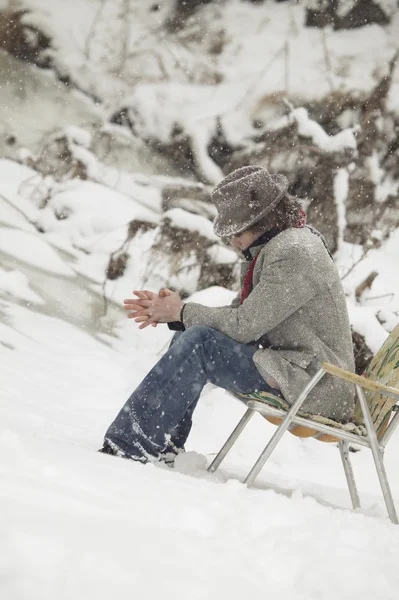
[1,191,399,596]
[2,294,399,600]
[1,198,399,598]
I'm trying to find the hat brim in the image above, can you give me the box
[213,187,286,238]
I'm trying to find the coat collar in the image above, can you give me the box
[242,227,282,260]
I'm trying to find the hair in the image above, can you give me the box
[247,193,305,235]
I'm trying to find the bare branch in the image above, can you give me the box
[84,0,107,62]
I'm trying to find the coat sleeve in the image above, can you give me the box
[181,251,321,344]
[167,321,185,331]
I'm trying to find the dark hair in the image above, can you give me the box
[247,194,305,234]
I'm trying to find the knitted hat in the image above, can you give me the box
[212,166,289,238]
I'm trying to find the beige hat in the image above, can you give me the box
[212,166,289,238]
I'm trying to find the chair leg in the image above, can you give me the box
[356,385,398,524]
[374,450,398,524]
[243,368,326,487]
[339,441,361,510]
[207,408,255,473]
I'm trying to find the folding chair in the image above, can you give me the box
[208,324,399,524]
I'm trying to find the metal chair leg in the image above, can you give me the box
[244,369,326,486]
[207,408,254,473]
[356,385,398,524]
[339,440,361,510]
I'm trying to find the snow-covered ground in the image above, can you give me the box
[1,187,399,597]
[2,284,399,600]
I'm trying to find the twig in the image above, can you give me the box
[365,293,394,301]
[116,0,131,75]
[284,40,290,94]
[233,43,287,112]
[101,236,130,316]
[84,0,107,61]
[0,193,36,227]
[321,28,335,93]
[127,48,169,81]
[340,249,369,281]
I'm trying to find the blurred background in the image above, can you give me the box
[1,0,399,364]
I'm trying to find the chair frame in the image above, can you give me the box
[207,363,399,524]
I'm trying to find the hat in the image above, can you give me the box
[212,166,289,238]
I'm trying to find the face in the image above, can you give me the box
[229,229,262,251]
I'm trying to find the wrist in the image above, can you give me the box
[170,300,184,322]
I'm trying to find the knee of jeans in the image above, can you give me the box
[179,325,213,345]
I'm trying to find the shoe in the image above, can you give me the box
[98,439,133,460]
[98,440,118,455]
[98,439,148,463]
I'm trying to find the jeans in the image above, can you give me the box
[104,326,281,461]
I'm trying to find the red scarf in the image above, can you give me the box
[240,256,259,304]
[239,209,306,305]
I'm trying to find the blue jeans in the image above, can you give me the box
[104,326,281,461]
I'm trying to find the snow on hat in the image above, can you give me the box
[211,165,289,238]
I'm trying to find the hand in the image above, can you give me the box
[124,288,183,330]
[125,290,159,328]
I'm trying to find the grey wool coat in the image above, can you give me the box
[182,227,355,422]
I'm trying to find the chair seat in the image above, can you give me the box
[235,390,367,442]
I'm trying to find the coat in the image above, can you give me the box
[181,227,355,422]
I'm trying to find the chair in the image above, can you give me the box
[207,324,399,523]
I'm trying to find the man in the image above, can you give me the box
[100,166,355,462]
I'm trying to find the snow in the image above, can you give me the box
[2,143,397,597]
[188,286,237,307]
[0,50,101,161]
[366,151,385,186]
[0,227,75,277]
[290,107,357,153]
[0,199,36,232]
[35,179,158,250]
[0,269,44,305]
[333,168,349,253]
[207,244,238,265]
[64,125,92,148]
[2,295,399,599]
[347,304,391,354]
[23,0,399,105]
[0,190,399,600]
[189,122,224,184]
[337,232,399,313]
[13,0,399,176]
[0,157,232,311]
[0,159,42,225]
[163,208,218,241]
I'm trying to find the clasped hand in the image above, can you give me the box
[124,288,184,330]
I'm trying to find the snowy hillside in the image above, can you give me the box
[2,275,399,599]
[2,0,399,598]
